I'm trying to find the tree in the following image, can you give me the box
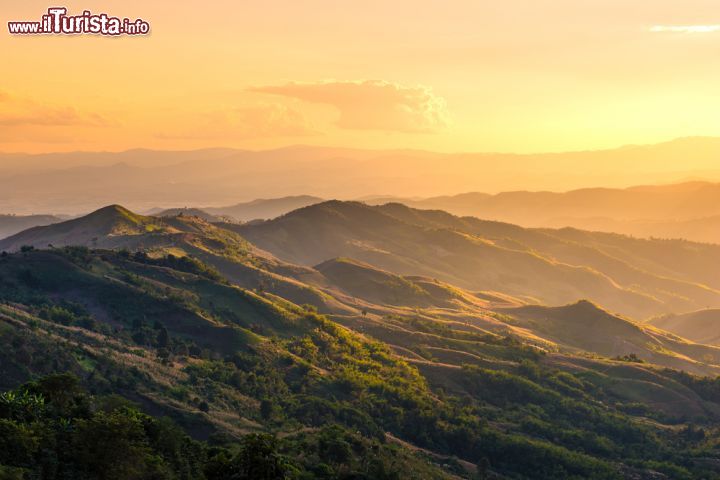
[260,399,273,421]
[156,326,169,349]
[71,410,152,480]
[232,434,293,480]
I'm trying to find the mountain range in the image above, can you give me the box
[4,137,720,215]
[3,201,720,346]
[367,181,720,244]
[6,200,720,478]
[148,195,324,222]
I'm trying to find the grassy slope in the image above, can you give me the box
[0,205,174,251]
[9,207,720,476]
[0,248,469,476]
[499,301,720,376]
[235,201,720,319]
[376,203,720,312]
[6,248,720,477]
[5,207,720,378]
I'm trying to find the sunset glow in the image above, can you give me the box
[3,0,720,156]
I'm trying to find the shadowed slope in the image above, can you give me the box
[499,300,720,375]
[236,201,720,318]
[0,205,174,251]
[205,195,324,221]
[649,309,720,346]
[0,214,63,240]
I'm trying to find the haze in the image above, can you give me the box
[4,0,720,162]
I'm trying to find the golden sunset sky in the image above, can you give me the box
[3,0,720,154]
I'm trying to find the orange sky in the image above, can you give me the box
[3,0,720,154]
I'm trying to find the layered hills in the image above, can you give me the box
[6,202,720,477]
[232,201,720,319]
[204,195,324,221]
[649,309,720,346]
[4,137,720,215]
[370,180,720,244]
[3,203,720,373]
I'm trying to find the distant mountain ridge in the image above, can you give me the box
[3,137,720,214]
[367,181,720,243]
[204,195,324,221]
[0,213,62,239]
[649,309,720,346]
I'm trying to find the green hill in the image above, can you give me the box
[6,247,720,478]
[0,205,173,251]
[0,248,459,479]
[10,206,720,477]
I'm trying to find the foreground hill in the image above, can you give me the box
[0,248,458,478]
[234,201,720,319]
[6,247,720,478]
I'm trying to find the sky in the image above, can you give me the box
[2,0,720,154]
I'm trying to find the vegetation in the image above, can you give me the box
[3,242,720,478]
[0,374,444,479]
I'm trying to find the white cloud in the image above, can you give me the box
[650,25,720,34]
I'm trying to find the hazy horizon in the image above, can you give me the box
[9,3,720,477]
[2,136,720,217]
[7,0,720,155]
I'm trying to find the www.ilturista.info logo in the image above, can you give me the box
[8,7,150,36]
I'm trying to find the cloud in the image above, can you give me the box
[650,25,720,33]
[0,106,111,127]
[157,103,318,140]
[249,80,449,133]
[0,90,113,127]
